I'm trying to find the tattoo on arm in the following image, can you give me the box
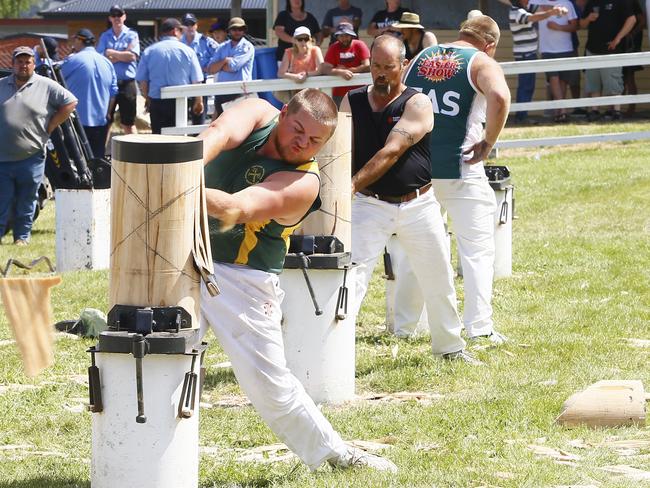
[391,127,414,145]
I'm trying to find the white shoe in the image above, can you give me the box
[469,331,508,345]
[329,446,398,473]
[441,349,484,365]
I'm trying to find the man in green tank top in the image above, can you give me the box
[392,15,511,345]
[197,91,398,473]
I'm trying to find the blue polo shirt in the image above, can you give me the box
[136,36,204,99]
[96,26,140,81]
[61,47,118,127]
[208,37,254,82]
[181,31,218,74]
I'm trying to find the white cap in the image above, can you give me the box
[293,26,311,38]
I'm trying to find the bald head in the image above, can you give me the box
[459,15,500,47]
[371,34,406,64]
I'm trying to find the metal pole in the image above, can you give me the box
[266,0,278,47]
[231,0,242,18]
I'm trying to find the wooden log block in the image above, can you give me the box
[556,380,646,428]
[295,112,352,251]
[109,134,211,329]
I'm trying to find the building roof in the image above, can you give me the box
[40,0,266,17]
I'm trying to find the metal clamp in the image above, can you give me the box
[87,347,103,413]
[297,252,323,316]
[132,334,148,424]
[335,266,349,321]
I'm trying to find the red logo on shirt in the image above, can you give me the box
[416,49,462,83]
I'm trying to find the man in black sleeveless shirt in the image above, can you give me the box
[341,35,478,364]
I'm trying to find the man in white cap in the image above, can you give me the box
[0,46,77,245]
[207,17,255,117]
[321,21,370,106]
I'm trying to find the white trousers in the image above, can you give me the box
[391,178,497,338]
[200,262,348,470]
[351,190,465,355]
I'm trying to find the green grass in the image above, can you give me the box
[1,122,650,487]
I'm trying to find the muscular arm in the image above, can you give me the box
[198,98,278,164]
[206,170,320,226]
[467,54,511,164]
[351,93,433,194]
[47,101,77,134]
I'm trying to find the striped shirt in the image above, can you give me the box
[509,5,540,58]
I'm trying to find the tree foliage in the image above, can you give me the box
[0,0,42,18]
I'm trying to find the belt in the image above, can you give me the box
[360,182,432,203]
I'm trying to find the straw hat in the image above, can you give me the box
[392,12,424,30]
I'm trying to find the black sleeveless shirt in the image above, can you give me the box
[349,85,431,196]
[404,31,425,61]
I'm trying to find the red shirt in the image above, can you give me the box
[324,39,370,97]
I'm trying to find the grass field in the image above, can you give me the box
[1,120,649,487]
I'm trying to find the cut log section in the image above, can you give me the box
[556,380,646,428]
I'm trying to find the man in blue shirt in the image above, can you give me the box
[207,17,255,117]
[96,4,140,134]
[136,18,203,134]
[181,12,218,125]
[61,29,118,159]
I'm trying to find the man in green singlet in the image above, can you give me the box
[197,90,398,474]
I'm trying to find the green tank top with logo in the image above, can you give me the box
[404,44,481,179]
[204,117,321,274]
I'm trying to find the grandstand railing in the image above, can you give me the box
[161,51,650,148]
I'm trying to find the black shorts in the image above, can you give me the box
[112,79,137,126]
[542,51,580,85]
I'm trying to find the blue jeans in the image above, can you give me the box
[0,151,46,241]
[515,52,537,121]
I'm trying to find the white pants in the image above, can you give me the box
[391,178,497,338]
[351,190,465,355]
[200,262,348,470]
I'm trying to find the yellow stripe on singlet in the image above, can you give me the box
[234,220,269,265]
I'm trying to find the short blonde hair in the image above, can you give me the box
[460,15,500,46]
[287,88,338,135]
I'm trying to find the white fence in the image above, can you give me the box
[161,51,650,148]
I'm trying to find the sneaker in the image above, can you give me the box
[14,239,28,246]
[442,349,483,365]
[469,331,508,345]
[329,446,398,473]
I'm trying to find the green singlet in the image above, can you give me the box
[204,117,321,274]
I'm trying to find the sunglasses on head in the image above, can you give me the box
[295,37,310,42]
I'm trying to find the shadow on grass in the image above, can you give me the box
[0,479,89,488]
